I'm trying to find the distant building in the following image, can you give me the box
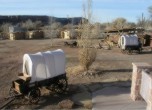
[61,30,78,39]
[9,26,26,40]
[61,30,70,39]
[28,30,44,39]
[9,32,26,40]
[144,29,152,48]
[9,26,45,40]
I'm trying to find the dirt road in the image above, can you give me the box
[0,39,151,109]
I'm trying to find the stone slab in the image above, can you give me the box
[92,87,146,110]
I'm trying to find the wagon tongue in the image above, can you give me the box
[0,96,16,109]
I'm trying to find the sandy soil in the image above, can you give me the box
[0,39,151,109]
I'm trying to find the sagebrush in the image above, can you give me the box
[79,48,97,71]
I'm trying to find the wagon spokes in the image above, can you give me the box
[28,88,41,104]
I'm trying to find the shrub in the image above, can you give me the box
[79,48,97,71]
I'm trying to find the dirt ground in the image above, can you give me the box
[0,39,152,109]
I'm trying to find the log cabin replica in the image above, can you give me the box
[28,30,44,39]
[144,29,152,50]
[61,30,78,39]
[9,26,44,40]
[9,26,26,40]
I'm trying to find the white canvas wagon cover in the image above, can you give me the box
[23,49,65,83]
[121,34,139,46]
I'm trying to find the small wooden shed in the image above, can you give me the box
[28,30,44,39]
[10,32,26,40]
[144,30,152,48]
[61,30,78,39]
[61,30,70,39]
[9,26,26,40]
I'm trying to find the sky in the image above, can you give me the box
[0,0,152,23]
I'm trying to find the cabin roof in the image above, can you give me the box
[104,28,144,33]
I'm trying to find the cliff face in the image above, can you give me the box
[0,15,84,25]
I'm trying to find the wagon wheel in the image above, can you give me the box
[138,48,142,54]
[9,86,17,97]
[58,78,67,93]
[121,49,125,54]
[127,49,132,55]
[53,78,68,94]
[28,88,41,104]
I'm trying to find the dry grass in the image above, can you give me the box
[58,99,74,109]
[84,102,92,109]
[66,65,84,76]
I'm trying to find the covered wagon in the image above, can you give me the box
[9,49,68,103]
[119,34,142,54]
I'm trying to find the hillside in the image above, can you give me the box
[0,15,84,25]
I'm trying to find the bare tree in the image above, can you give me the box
[51,22,62,30]
[127,22,136,28]
[0,23,12,39]
[112,18,127,29]
[148,6,152,18]
[148,6,152,28]
[70,18,75,39]
[44,18,62,46]
[49,17,54,46]
[21,19,43,30]
[137,13,146,28]
[78,0,97,71]
[35,20,43,29]
[21,19,35,30]
[92,23,102,38]
[1,23,12,33]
